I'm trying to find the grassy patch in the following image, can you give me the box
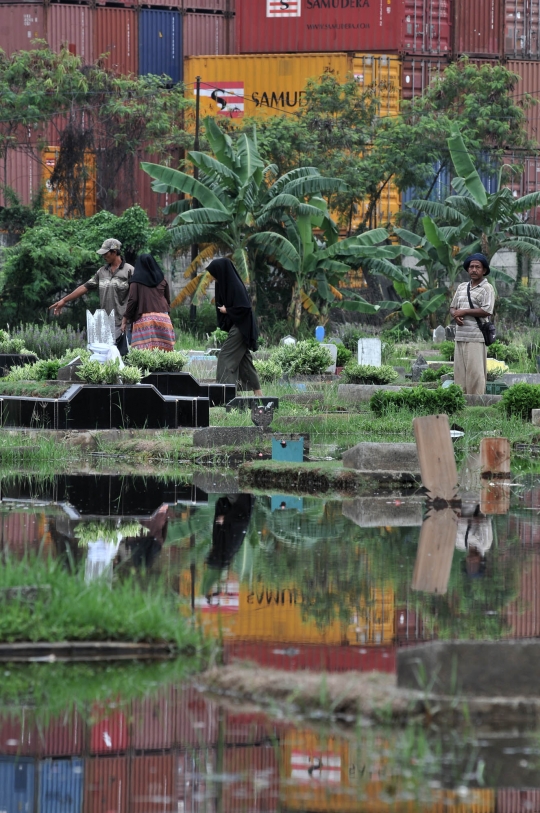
[0,381,71,398]
[0,556,197,647]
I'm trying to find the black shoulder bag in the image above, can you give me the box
[466,283,496,347]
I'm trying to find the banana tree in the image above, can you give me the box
[142,117,347,309]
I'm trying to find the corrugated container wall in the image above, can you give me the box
[0,5,44,55]
[507,59,540,144]
[139,10,182,83]
[453,0,502,56]
[497,789,540,813]
[47,5,94,65]
[40,759,84,813]
[181,0,233,10]
[130,755,176,813]
[0,150,41,208]
[84,757,128,813]
[95,8,138,76]
[0,759,35,813]
[236,0,449,56]
[401,56,448,100]
[184,53,400,121]
[42,147,97,218]
[183,12,235,56]
[505,0,540,58]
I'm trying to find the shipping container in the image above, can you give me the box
[94,8,138,76]
[138,10,182,84]
[497,789,540,813]
[0,4,45,55]
[39,758,84,813]
[0,148,41,207]
[502,150,540,223]
[89,705,129,755]
[507,59,540,144]
[236,0,449,56]
[183,11,235,56]
[84,756,128,813]
[505,553,540,637]
[102,149,169,219]
[40,710,86,758]
[178,749,217,813]
[353,181,401,230]
[130,754,176,813]
[175,687,218,749]
[42,147,97,218]
[181,0,233,10]
[224,711,284,746]
[0,757,35,813]
[184,53,400,121]
[131,687,176,751]
[401,56,448,100]
[454,0,502,57]
[0,714,38,757]
[505,0,540,58]
[222,745,279,813]
[0,511,45,556]
[47,5,94,65]
[223,641,397,672]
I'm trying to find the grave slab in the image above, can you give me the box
[433,325,446,343]
[321,343,338,374]
[338,384,403,402]
[502,373,540,385]
[226,396,279,412]
[142,372,235,407]
[532,409,540,426]
[357,338,381,367]
[193,426,265,447]
[343,442,420,474]
[342,496,423,527]
[465,394,502,406]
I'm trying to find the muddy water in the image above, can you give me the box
[0,473,539,809]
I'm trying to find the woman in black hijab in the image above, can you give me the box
[207,258,262,394]
[121,254,175,351]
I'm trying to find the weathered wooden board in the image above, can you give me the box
[480,437,511,477]
[412,508,458,594]
[413,414,458,502]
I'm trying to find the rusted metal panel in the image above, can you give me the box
[131,687,176,751]
[505,553,540,637]
[84,756,128,813]
[95,8,138,75]
[401,56,448,100]
[0,713,37,757]
[0,511,44,555]
[497,789,540,812]
[175,687,218,749]
[222,745,279,813]
[47,5,94,64]
[402,0,452,55]
[0,4,44,53]
[183,11,235,56]
[41,709,86,758]
[0,149,41,207]
[505,0,540,58]
[130,754,176,813]
[506,59,540,142]
[90,705,129,755]
[454,0,502,56]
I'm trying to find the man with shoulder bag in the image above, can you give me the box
[450,253,496,395]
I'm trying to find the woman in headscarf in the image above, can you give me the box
[121,254,175,351]
[207,258,262,395]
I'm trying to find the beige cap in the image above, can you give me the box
[97,238,122,255]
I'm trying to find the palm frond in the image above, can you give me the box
[183,244,220,279]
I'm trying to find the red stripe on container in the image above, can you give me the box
[223,641,397,673]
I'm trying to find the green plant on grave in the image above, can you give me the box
[77,359,141,385]
[341,363,398,385]
[74,519,143,547]
[334,345,352,367]
[0,329,27,354]
[253,358,283,384]
[209,328,228,346]
[420,364,454,383]
[119,366,143,384]
[439,341,455,361]
[127,348,188,373]
[272,340,332,376]
[486,341,524,365]
[501,383,540,418]
[370,384,466,417]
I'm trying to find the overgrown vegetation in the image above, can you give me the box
[370,384,466,416]
[341,363,398,385]
[128,348,188,373]
[501,383,540,419]
[272,341,333,376]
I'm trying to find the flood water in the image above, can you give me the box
[1,472,540,810]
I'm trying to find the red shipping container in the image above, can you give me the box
[85,756,128,813]
[454,0,502,56]
[182,0,234,10]
[40,708,86,758]
[506,60,540,143]
[236,0,450,56]
[94,8,138,75]
[178,749,217,812]
[130,754,176,813]
[497,789,540,813]
[505,0,540,59]
[183,11,236,56]
[222,745,279,813]
[0,148,41,208]
[505,554,540,638]
[0,512,44,556]
[90,705,129,754]
[225,712,285,746]
[0,713,37,757]
[0,5,45,53]
[131,687,176,751]
[175,687,218,749]
[502,151,540,225]
[47,5,94,64]
[223,641,396,673]
[401,56,448,100]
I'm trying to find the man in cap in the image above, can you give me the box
[450,253,495,395]
[49,238,134,338]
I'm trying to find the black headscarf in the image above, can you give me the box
[206,494,254,570]
[463,253,490,276]
[131,254,165,287]
[207,258,258,351]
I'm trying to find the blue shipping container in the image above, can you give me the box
[0,757,35,813]
[139,10,182,84]
[39,759,83,813]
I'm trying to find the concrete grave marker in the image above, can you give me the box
[433,325,446,343]
[411,355,428,382]
[357,338,381,367]
[321,343,337,374]
[281,335,296,346]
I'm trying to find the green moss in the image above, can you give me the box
[0,381,71,398]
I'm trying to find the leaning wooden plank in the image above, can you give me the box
[411,507,458,595]
[413,414,458,503]
[480,437,511,477]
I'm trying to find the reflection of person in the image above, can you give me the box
[207,258,262,395]
[121,254,175,351]
[456,504,493,577]
[450,253,495,395]
[123,505,169,570]
[49,239,134,339]
[206,495,254,570]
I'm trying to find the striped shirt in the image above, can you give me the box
[84,260,134,335]
[451,278,495,343]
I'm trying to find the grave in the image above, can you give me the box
[86,309,115,346]
[501,373,540,386]
[0,384,210,430]
[0,353,38,377]
[357,338,381,367]
[142,372,235,407]
[337,384,403,402]
[58,357,83,382]
[342,442,420,474]
[321,343,337,374]
[433,325,446,343]
[271,436,305,463]
[412,355,429,382]
[445,324,456,340]
[342,497,423,527]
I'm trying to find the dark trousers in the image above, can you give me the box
[216,325,260,391]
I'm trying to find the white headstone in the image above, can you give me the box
[433,325,446,344]
[86,310,115,347]
[358,338,381,367]
[321,343,338,374]
[281,335,297,346]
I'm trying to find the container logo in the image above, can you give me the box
[198,82,244,118]
[267,0,301,17]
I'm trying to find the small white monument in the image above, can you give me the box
[321,343,338,374]
[433,325,446,344]
[87,309,116,347]
[358,338,381,367]
[281,335,297,346]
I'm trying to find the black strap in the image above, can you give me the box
[466,282,489,333]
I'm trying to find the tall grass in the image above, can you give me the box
[12,323,86,359]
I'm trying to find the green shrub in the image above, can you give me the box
[335,345,352,367]
[77,359,141,385]
[341,363,398,385]
[273,341,332,376]
[420,364,454,383]
[5,349,90,382]
[12,323,86,359]
[127,348,188,373]
[253,358,283,383]
[370,384,466,416]
[486,341,524,364]
[439,341,455,361]
[120,365,142,384]
[209,328,228,346]
[501,383,540,418]
[341,326,369,353]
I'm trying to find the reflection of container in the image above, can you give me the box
[0,758,35,813]
[132,687,176,751]
[175,687,219,749]
[222,744,280,813]
[42,709,86,757]
[84,756,128,813]
[90,705,129,754]
[131,754,176,813]
[39,759,84,813]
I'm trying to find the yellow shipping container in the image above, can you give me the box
[42,147,97,218]
[184,52,401,122]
